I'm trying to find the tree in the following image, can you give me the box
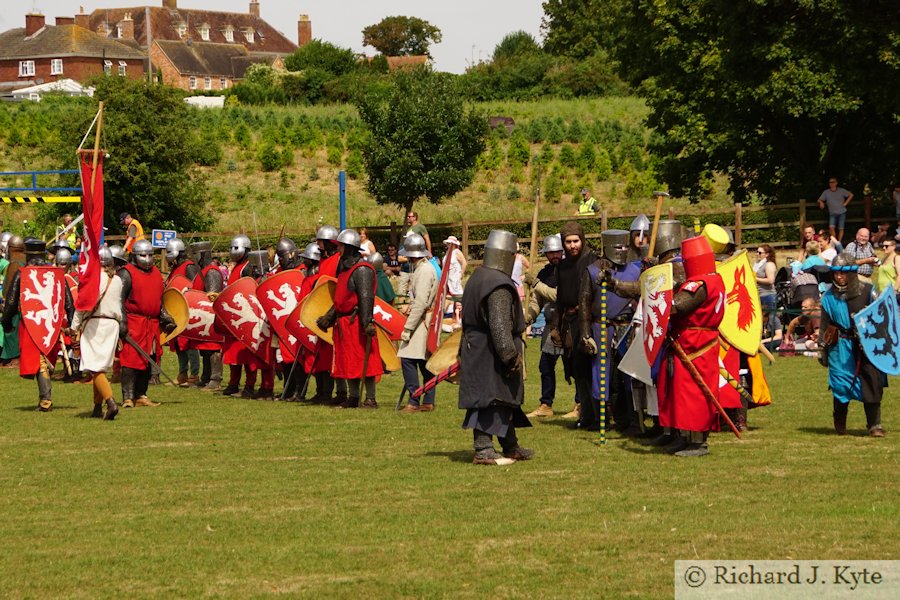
[355,68,487,213]
[284,39,358,76]
[541,0,629,60]
[53,77,212,232]
[492,31,543,62]
[616,0,900,201]
[362,16,442,58]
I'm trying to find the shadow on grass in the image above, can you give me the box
[797,426,842,436]
[425,450,473,463]
[13,404,78,412]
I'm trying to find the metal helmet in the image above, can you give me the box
[109,244,127,266]
[830,252,862,299]
[190,241,212,264]
[653,220,683,257]
[336,229,362,249]
[165,238,186,264]
[24,237,47,262]
[403,233,428,258]
[0,231,12,258]
[482,229,517,276]
[540,234,563,254]
[367,251,385,271]
[275,237,297,265]
[55,247,73,267]
[247,250,269,276]
[630,213,651,234]
[315,225,339,242]
[701,223,734,255]
[601,229,630,266]
[230,234,252,262]
[99,246,114,267]
[131,239,155,270]
[300,243,321,262]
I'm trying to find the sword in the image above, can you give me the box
[395,386,407,411]
[359,328,372,389]
[124,334,177,386]
[280,342,304,400]
[297,345,319,401]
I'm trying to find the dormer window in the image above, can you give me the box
[224,27,234,43]
[199,24,210,41]
[243,28,254,44]
[176,23,187,38]
[116,25,123,38]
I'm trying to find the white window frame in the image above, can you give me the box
[244,29,255,43]
[118,61,127,77]
[224,28,234,43]
[199,25,210,41]
[103,60,113,74]
[19,60,35,77]
[204,77,212,90]
[220,77,228,89]
[188,76,197,90]
[50,59,64,75]
[177,24,187,38]
[116,25,123,38]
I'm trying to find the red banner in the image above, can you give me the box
[76,150,104,311]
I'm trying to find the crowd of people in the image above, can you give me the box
[0,191,894,463]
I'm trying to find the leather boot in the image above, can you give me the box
[37,372,53,412]
[121,368,136,408]
[176,373,188,387]
[91,403,103,418]
[337,396,359,409]
[833,411,847,435]
[362,397,378,408]
[329,391,348,406]
[104,398,119,421]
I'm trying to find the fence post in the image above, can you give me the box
[798,198,806,233]
[667,208,675,220]
[601,208,608,231]
[734,202,743,247]
[389,221,397,247]
[462,219,469,257]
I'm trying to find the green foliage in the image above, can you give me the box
[284,39,358,76]
[193,129,224,167]
[566,119,584,143]
[345,149,365,180]
[493,31,544,62]
[258,141,283,172]
[576,142,596,174]
[507,186,522,200]
[362,16,443,58]
[595,146,613,180]
[558,143,577,169]
[506,134,530,167]
[355,69,487,211]
[540,141,555,165]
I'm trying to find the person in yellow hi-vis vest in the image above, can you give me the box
[576,188,597,215]
[120,212,145,252]
[56,214,78,249]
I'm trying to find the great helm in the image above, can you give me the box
[247,250,269,275]
[109,245,127,266]
[190,241,212,262]
[165,238,186,264]
[275,237,297,264]
[682,236,716,279]
[367,251,385,271]
[601,229,630,266]
[701,223,734,255]
[301,243,321,262]
[131,239,155,270]
[829,252,862,299]
[55,247,73,267]
[230,234,252,262]
[336,229,362,249]
[403,233,428,258]
[482,229,517,276]
[540,234,563,254]
[98,246,114,267]
[315,225,339,242]
[653,220,683,257]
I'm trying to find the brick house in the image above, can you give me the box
[150,40,284,91]
[0,13,146,91]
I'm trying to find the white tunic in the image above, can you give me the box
[71,272,123,372]
[397,259,438,361]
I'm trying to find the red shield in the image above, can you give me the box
[182,290,224,343]
[213,277,272,360]
[166,274,193,293]
[20,266,66,356]
[257,270,306,355]
[640,263,673,365]
[317,275,406,340]
[285,310,319,354]
[65,273,79,307]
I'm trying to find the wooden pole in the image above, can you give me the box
[88,102,104,199]
[461,219,469,259]
[523,176,541,310]
[734,202,743,247]
[647,192,668,257]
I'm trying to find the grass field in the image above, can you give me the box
[0,345,897,598]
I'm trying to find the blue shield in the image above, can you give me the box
[854,291,900,376]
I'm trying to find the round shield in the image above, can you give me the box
[299,279,336,344]
[425,328,462,375]
[160,288,189,344]
[376,327,400,372]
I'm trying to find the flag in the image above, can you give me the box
[76,150,104,311]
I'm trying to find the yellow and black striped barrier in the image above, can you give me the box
[1,196,81,203]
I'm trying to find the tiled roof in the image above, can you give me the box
[0,25,147,60]
[88,6,296,54]
[154,40,279,78]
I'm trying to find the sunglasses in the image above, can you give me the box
[883,244,895,249]
[757,250,766,254]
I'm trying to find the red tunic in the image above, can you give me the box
[319,253,339,278]
[657,273,725,432]
[120,264,164,370]
[331,262,383,379]
[166,261,194,352]
[18,323,59,376]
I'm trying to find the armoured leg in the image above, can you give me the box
[121,367,136,406]
[134,366,152,399]
[362,376,377,408]
[674,430,709,457]
[176,350,189,379]
[338,379,360,408]
[833,398,849,435]
[864,403,884,436]
[36,357,53,411]
[500,424,534,460]
[199,351,212,385]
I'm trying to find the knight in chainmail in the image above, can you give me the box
[190,241,225,391]
[458,230,533,465]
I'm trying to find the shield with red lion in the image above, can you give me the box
[20,266,66,356]
[212,277,272,360]
[182,290,224,343]
[717,250,762,355]
[257,270,306,355]
[640,262,673,365]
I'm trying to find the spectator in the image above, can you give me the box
[56,214,77,250]
[576,187,598,215]
[119,212,145,253]
[443,236,467,330]
[783,297,821,353]
[761,307,783,353]
[358,227,377,257]
[871,222,891,246]
[404,211,431,255]
[844,227,878,282]
[876,237,900,297]
[754,244,777,311]
[800,241,826,271]
[383,243,401,277]
[818,232,838,264]
[797,225,818,261]
[817,177,853,243]
[790,260,820,308]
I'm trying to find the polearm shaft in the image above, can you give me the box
[667,336,741,439]
[411,361,459,399]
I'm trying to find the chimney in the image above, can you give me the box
[298,14,311,47]
[163,0,177,10]
[25,13,46,37]
[249,1,260,18]
[119,13,134,40]
[75,7,90,29]
[56,16,76,26]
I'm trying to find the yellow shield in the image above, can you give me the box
[298,279,336,345]
[717,250,762,355]
[160,288,189,344]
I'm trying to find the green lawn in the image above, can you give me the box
[0,346,897,599]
